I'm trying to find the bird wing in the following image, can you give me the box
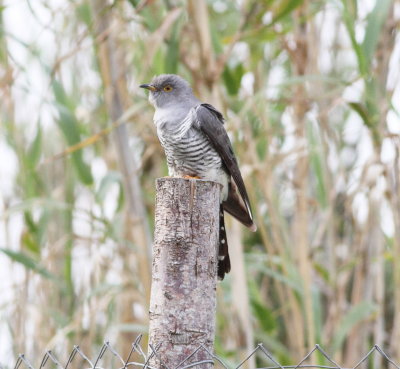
[193,104,256,231]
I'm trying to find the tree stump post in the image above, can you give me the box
[148,178,220,369]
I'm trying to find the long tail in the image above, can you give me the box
[218,206,231,280]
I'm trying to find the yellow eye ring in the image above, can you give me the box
[163,85,173,92]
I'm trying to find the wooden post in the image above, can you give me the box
[148,178,220,369]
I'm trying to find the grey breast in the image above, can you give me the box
[156,106,222,176]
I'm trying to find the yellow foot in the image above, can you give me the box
[183,175,200,179]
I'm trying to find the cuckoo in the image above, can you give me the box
[140,74,256,279]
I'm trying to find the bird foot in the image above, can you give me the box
[183,175,200,179]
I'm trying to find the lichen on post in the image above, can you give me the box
[148,177,220,369]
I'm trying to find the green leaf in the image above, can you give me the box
[348,102,371,127]
[164,21,180,74]
[307,121,327,208]
[256,137,268,160]
[362,0,392,64]
[209,21,223,54]
[37,209,51,245]
[348,101,380,147]
[312,288,323,344]
[21,231,40,255]
[340,0,367,75]
[96,171,124,208]
[222,64,245,95]
[270,0,304,25]
[127,0,140,7]
[251,299,277,332]
[22,212,41,255]
[258,263,302,293]
[140,3,165,32]
[27,122,42,169]
[6,198,71,216]
[332,301,377,352]
[52,80,93,185]
[53,79,71,108]
[24,211,37,234]
[76,3,92,26]
[0,248,54,279]
[152,48,165,75]
[313,262,329,282]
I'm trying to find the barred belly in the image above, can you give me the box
[157,119,229,201]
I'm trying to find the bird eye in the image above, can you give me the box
[163,85,173,92]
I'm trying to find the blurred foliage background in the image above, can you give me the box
[0,0,400,367]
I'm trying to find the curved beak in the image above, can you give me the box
[140,84,158,92]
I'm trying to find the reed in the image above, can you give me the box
[0,1,398,367]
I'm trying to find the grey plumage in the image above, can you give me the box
[140,74,256,279]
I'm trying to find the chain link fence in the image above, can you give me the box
[8,335,399,369]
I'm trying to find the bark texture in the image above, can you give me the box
[149,178,220,369]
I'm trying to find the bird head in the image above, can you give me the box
[140,74,196,109]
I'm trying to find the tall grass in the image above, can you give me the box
[0,0,399,367]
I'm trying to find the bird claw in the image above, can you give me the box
[183,175,200,179]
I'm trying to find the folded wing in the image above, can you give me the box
[193,104,256,231]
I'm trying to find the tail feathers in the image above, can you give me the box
[218,206,231,280]
[223,181,257,232]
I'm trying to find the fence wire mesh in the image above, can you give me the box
[8,335,400,369]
